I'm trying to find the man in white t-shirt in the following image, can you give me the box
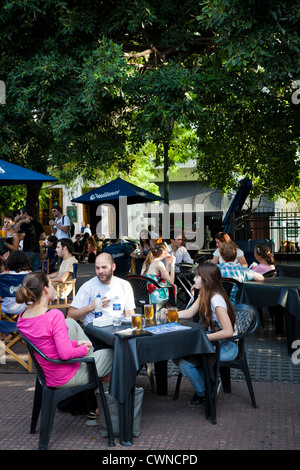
[49,206,71,240]
[167,231,193,273]
[67,253,136,326]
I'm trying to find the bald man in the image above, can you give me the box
[67,253,136,325]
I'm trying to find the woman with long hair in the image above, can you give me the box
[16,272,113,390]
[164,262,238,407]
[212,231,248,267]
[142,243,176,304]
[138,229,152,256]
[2,214,20,251]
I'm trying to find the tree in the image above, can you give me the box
[1,0,299,215]
[192,0,300,201]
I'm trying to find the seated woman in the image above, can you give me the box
[250,244,275,275]
[135,229,152,274]
[162,262,238,407]
[87,236,97,263]
[212,231,248,267]
[16,271,113,390]
[141,244,176,305]
[1,250,32,317]
[73,234,85,261]
[139,229,152,257]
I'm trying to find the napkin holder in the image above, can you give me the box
[93,317,113,327]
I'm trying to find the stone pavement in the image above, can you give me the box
[0,262,299,452]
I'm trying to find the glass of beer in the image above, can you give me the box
[131,314,145,331]
[144,304,154,320]
[168,306,178,323]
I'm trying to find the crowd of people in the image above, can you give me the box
[1,209,276,420]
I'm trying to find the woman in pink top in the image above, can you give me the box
[16,272,113,389]
[250,244,276,275]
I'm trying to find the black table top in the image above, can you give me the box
[240,277,300,319]
[85,319,215,403]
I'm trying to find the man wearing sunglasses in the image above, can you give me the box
[50,206,71,240]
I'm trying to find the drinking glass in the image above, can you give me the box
[168,306,178,323]
[144,304,154,320]
[131,314,145,331]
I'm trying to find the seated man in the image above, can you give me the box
[218,243,264,303]
[49,238,78,299]
[67,253,136,325]
[103,235,139,278]
[167,231,193,274]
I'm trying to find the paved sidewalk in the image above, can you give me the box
[0,262,299,451]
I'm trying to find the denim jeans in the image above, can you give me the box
[25,251,41,271]
[177,341,238,397]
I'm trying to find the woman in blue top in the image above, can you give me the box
[142,244,176,304]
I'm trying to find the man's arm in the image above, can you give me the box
[50,220,70,234]
[182,247,193,264]
[49,270,71,283]
[124,308,135,317]
[67,301,96,322]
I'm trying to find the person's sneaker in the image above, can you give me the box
[188,393,206,407]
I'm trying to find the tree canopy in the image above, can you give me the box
[0,0,299,212]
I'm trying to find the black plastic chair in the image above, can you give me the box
[20,333,115,450]
[126,274,176,311]
[263,268,278,278]
[257,269,279,328]
[217,304,259,409]
[173,304,259,423]
[221,277,242,304]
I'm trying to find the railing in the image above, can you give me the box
[231,210,300,253]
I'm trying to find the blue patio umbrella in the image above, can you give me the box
[71,176,163,205]
[0,159,58,186]
[71,176,164,239]
[222,178,252,235]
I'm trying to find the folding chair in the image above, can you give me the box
[20,333,115,450]
[0,273,32,371]
[176,272,195,309]
[50,264,78,311]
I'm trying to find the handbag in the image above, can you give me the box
[98,387,144,437]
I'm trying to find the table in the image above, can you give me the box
[85,320,216,445]
[240,277,300,355]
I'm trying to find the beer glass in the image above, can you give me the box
[168,306,178,323]
[131,314,145,331]
[144,304,154,320]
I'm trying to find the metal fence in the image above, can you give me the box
[231,210,300,253]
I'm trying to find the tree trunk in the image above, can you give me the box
[26,183,42,221]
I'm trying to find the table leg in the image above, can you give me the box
[118,387,135,446]
[202,355,217,425]
[285,311,298,356]
[154,360,168,395]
